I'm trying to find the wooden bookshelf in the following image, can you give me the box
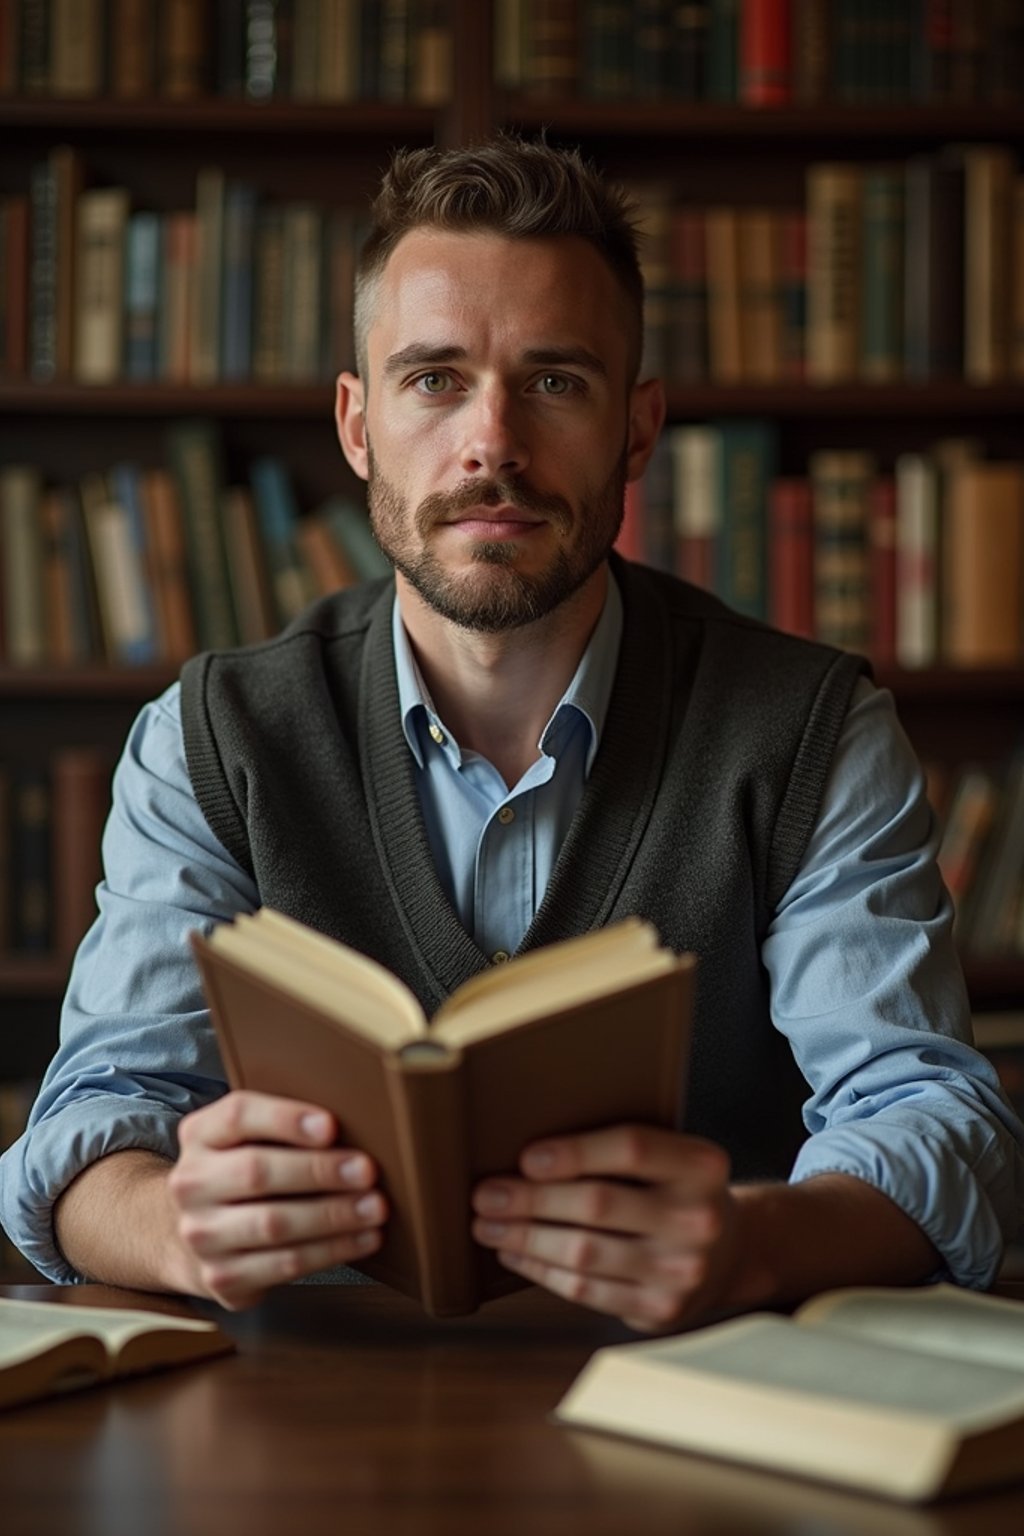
[1,0,1023,1095]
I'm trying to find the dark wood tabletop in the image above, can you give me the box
[3,1280,1024,1536]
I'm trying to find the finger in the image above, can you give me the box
[497,1250,682,1330]
[169,1144,377,1209]
[181,1190,388,1259]
[518,1125,730,1193]
[199,1228,384,1311]
[178,1090,338,1152]
[473,1175,667,1237]
[473,1216,652,1282]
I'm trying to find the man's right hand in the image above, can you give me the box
[168,1089,386,1310]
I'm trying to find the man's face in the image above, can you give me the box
[351,229,643,632]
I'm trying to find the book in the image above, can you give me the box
[903,154,965,379]
[806,163,861,382]
[11,766,51,953]
[860,166,904,381]
[554,1283,1024,1502]
[166,420,239,651]
[0,1296,234,1412]
[961,146,1015,383]
[809,449,873,652]
[0,465,46,665]
[768,476,814,641]
[74,187,130,385]
[191,910,695,1318]
[714,421,776,621]
[894,453,939,669]
[221,485,279,645]
[669,425,718,591]
[942,462,1024,668]
[51,747,111,959]
[739,0,792,106]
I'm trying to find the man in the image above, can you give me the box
[2,139,1021,1330]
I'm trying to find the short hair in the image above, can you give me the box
[353,135,644,381]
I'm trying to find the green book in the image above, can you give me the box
[714,421,777,621]
[860,167,905,380]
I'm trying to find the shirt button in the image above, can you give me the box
[428,723,446,746]
[497,806,515,825]
[492,950,510,964]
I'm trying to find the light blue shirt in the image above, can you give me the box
[2,586,1022,1288]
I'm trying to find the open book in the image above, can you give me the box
[191,911,695,1318]
[555,1283,1024,1502]
[0,1297,234,1412]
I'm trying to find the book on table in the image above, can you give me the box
[554,1283,1024,1502]
[0,1297,234,1412]
[191,911,695,1319]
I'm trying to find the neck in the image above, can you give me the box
[397,565,609,789]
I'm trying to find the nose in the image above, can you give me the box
[458,383,529,480]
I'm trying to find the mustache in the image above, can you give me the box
[415,479,573,536]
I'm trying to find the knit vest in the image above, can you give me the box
[180,557,867,1180]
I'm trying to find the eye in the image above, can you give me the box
[534,373,577,396]
[413,371,453,394]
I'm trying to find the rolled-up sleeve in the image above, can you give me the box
[765,677,1024,1288]
[0,683,257,1282]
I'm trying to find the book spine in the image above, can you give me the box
[191,167,225,386]
[670,425,719,590]
[141,467,199,663]
[668,0,708,99]
[249,458,312,624]
[321,498,392,581]
[938,766,1000,928]
[867,473,897,667]
[253,206,286,382]
[107,462,161,663]
[110,0,157,97]
[633,0,672,99]
[737,209,783,381]
[962,147,1014,384]
[903,153,965,378]
[807,163,862,382]
[410,0,452,105]
[894,452,939,668]
[222,485,285,647]
[634,191,673,384]
[50,0,104,95]
[11,767,51,954]
[74,188,130,385]
[707,0,739,100]
[705,207,743,381]
[296,513,360,595]
[216,0,246,95]
[715,421,776,620]
[581,1,632,100]
[220,182,257,381]
[768,476,814,640]
[942,464,1024,667]
[19,0,49,95]
[779,210,807,378]
[159,212,196,382]
[792,0,828,102]
[809,450,873,652]
[166,422,239,650]
[740,0,792,106]
[291,0,321,97]
[668,207,709,384]
[124,210,162,381]
[51,747,111,960]
[160,0,207,98]
[41,486,77,664]
[28,159,57,383]
[383,1053,477,1318]
[860,166,904,381]
[1,195,30,377]
[378,0,411,101]
[0,465,46,665]
[525,0,578,98]
[282,204,324,381]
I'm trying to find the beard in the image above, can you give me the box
[366,446,628,633]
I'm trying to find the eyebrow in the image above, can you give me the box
[381,343,609,380]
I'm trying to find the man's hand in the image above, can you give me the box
[168,1090,387,1310]
[471,1125,744,1332]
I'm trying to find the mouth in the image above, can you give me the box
[441,505,550,538]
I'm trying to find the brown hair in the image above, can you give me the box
[353,135,644,379]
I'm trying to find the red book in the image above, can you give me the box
[740,0,792,106]
[769,477,814,639]
[616,480,646,563]
[868,476,897,666]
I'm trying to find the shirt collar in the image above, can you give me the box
[392,572,623,776]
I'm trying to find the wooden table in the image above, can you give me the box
[3,1281,1024,1536]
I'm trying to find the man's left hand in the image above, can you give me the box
[471,1124,747,1331]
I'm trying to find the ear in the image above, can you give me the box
[335,371,369,482]
[624,378,667,484]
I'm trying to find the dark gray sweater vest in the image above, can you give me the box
[180,557,867,1180]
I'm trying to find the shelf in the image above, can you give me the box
[0,665,178,699]
[500,99,1024,142]
[873,668,1024,701]
[0,96,439,138]
[0,382,335,416]
[3,381,1023,419]
[964,959,1024,1007]
[0,956,69,997]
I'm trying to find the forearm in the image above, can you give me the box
[54,1149,201,1296]
[725,1172,941,1313]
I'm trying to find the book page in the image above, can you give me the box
[209,914,425,1046]
[434,923,686,1045]
[0,1298,220,1367]
[635,1315,1024,1430]
[796,1284,1024,1374]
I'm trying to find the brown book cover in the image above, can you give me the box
[705,208,743,382]
[159,0,207,98]
[49,0,104,97]
[903,154,965,379]
[51,747,112,960]
[192,912,695,1319]
[159,212,196,383]
[807,164,862,382]
[296,513,360,596]
[221,486,278,645]
[1,196,29,378]
[41,487,77,664]
[768,477,814,641]
[140,468,198,664]
[943,463,1024,667]
[961,146,1014,383]
[111,0,158,98]
[738,210,783,381]
[0,1297,234,1412]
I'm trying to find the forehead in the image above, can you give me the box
[369,228,632,366]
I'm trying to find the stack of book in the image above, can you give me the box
[0,427,389,668]
[0,0,452,104]
[496,0,1024,106]
[629,146,1024,388]
[618,424,1024,670]
[0,154,370,385]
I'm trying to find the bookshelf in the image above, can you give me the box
[1,3,1024,1266]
